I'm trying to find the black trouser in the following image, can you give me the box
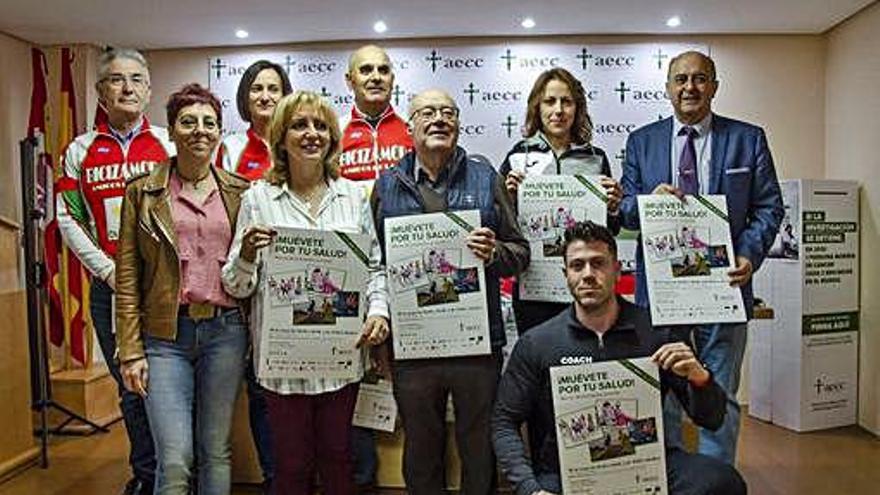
[91,280,156,485]
[393,352,502,495]
[245,355,275,486]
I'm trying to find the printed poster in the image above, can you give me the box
[352,379,397,432]
[767,180,800,261]
[257,227,371,380]
[385,210,490,359]
[517,175,607,302]
[637,195,746,325]
[551,357,667,495]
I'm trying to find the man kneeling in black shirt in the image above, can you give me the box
[492,221,747,495]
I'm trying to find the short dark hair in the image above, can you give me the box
[562,221,617,261]
[166,83,223,129]
[236,60,293,122]
[523,68,593,145]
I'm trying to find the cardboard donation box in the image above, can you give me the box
[749,180,859,432]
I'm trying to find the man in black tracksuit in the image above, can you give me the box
[492,221,747,495]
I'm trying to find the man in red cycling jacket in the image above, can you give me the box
[56,48,174,495]
[340,45,413,185]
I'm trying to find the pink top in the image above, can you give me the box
[169,172,236,308]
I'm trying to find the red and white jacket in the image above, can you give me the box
[55,117,175,282]
[340,105,412,183]
[219,127,272,182]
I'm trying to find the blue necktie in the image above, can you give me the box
[678,126,699,195]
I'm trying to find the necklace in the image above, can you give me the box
[293,182,328,207]
[178,168,212,190]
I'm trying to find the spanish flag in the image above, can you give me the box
[29,47,67,372]
[52,47,93,368]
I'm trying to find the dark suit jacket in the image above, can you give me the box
[619,114,784,317]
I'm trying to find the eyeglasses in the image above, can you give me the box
[669,73,713,86]
[176,115,220,133]
[101,73,149,89]
[411,106,459,122]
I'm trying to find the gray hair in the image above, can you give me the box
[97,48,149,81]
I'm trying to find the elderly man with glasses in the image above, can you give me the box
[370,89,530,494]
[56,47,174,495]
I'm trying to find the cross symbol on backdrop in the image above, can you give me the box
[500,49,516,71]
[654,48,668,70]
[501,115,518,138]
[210,59,227,80]
[614,81,631,103]
[463,83,479,106]
[426,50,442,72]
[576,48,593,70]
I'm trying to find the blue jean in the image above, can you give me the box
[664,322,748,464]
[90,280,156,485]
[144,309,247,495]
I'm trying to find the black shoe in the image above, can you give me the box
[356,482,377,495]
[122,478,153,495]
[121,479,141,495]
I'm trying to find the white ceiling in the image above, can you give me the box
[1,0,874,50]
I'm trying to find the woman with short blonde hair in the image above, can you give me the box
[266,91,342,186]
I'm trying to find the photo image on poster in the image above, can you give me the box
[292,295,337,325]
[706,245,731,268]
[519,207,587,257]
[767,180,800,261]
[333,291,360,317]
[452,267,481,293]
[645,226,724,278]
[628,417,659,446]
[644,227,710,262]
[670,251,710,277]
[389,256,431,293]
[416,276,460,307]
[389,247,478,308]
[556,398,657,463]
[281,266,357,325]
[767,221,799,260]
[267,270,310,306]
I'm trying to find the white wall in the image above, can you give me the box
[0,32,31,222]
[826,2,880,435]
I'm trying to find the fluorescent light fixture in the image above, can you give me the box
[374,20,388,33]
[521,17,536,29]
[235,29,249,39]
[666,16,681,28]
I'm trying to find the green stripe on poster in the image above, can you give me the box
[334,232,370,266]
[574,175,608,203]
[693,195,729,222]
[444,212,475,232]
[618,359,661,391]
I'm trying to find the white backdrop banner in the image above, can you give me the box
[207,41,708,175]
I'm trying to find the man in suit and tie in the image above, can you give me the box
[620,51,784,464]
